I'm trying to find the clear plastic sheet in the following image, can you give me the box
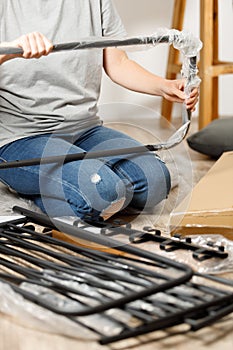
[0,28,204,339]
[0,278,126,339]
[188,235,233,274]
[20,282,124,336]
[0,281,98,340]
[142,234,233,275]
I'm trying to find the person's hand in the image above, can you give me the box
[185,87,199,112]
[0,32,53,64]
[13,32,53,59]
[161,79,199,112]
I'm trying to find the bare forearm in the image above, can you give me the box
[0,55,6,65]
[104,48,165,96]
[0,53,17,65]
[103,48,199,110]
[0,42,18,65]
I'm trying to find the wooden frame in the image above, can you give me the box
[162,0,233,129]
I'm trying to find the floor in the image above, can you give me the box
[1,114,232,350]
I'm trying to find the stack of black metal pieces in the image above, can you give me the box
[73,218,228,262]
[0,206,232,345]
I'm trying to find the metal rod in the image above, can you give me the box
[0,35,171,55]
[0,113,191,170]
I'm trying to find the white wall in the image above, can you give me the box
[99,0,233,120]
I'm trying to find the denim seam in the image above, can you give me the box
[112,163,135,189]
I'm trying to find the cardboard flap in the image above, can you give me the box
[170,151,233,238]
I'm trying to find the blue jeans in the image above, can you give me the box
[0,126,171,221]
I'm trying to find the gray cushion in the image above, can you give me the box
[187,117,233,158]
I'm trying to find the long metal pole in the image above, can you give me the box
[0,35,171,55]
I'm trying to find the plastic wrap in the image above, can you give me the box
[0,281,98,340]
[140,234,233,275]
[50,28,202,56]
[187,235,233,274]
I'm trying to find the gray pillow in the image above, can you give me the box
[187,117,233,158]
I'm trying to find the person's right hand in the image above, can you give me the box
[0,32,53,64]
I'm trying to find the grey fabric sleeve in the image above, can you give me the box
[101,0,127,37]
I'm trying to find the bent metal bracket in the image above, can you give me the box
[0,29,202,169]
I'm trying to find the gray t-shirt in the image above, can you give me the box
[0,0,126,146]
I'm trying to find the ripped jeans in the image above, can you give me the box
[0,126,171,221]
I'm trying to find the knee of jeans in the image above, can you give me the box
[150,162,171,206]
[37,172,127,222]
[131,161,171,209]
[162,162,171,195]
[68,173,127,220]
[34,194,103,223]
[89,174,127,220]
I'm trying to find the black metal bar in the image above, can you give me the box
[100,291,233,345]
[0,116,191,169]
[0,230,157,289]
[0,144,169,169]
[0,35,172,56]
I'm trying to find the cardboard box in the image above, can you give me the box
[170,151,233,240]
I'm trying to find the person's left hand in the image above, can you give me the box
[161,79,199,112]
[185,87,199,112]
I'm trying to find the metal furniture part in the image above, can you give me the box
[0,207,232,345]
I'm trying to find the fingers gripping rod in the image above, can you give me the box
[0,30,202,169]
